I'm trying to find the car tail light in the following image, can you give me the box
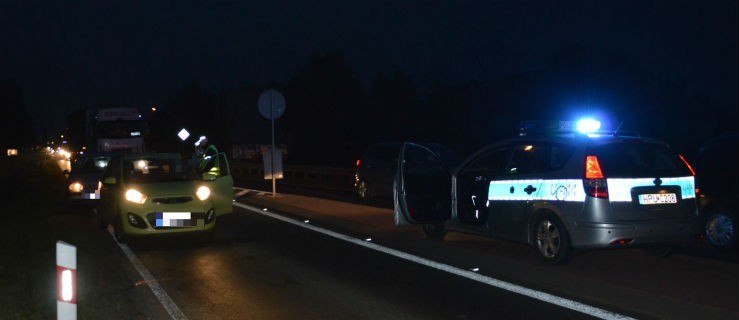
[585,156,604,179]
[584,155,608,198]
[678,154,696,176]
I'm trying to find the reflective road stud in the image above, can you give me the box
[56,241,77,320]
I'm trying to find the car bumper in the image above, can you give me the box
[120,201,217,236]
[569,218,701,249]
[67,192,101,206]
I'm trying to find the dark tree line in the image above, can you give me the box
[154,46,735,166]
[0,81,34,150]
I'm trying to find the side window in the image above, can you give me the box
[376,146,400,163]
[217,153,231,177]
[404,144,445,175]
[507,144,546,175]
[506,143,574,175]
[460,148,510,177]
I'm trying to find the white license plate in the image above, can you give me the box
[156,212,192,227]
[638,193,677,205]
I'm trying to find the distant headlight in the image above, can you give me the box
[196,186,211,201]
[68,182,83,193]
[125,189,147,204]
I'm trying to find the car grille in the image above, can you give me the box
[151,197,193,204]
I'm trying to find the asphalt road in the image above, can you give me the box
[119,200,595,319]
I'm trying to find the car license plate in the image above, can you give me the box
[638,193,677,205]
[156,212,193,227]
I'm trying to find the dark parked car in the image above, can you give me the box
[66,153,112,206]
[354,143,401,199]
[695,133,738,251]
[355,142,460,200]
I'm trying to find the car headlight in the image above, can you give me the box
[69,182,84,193]
[196,186,211,201]
[125,189,147,204]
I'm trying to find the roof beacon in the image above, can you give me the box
[576,118,601,134]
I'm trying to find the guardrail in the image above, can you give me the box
[230,161,356,192]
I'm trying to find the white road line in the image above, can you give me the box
[233,201,635,320]
[107,226,188,320]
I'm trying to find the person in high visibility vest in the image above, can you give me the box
[192,136,220,176]
[201,144,220,176]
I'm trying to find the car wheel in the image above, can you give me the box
[357,180,369,200]
[533,215,571,264]
[422,222,447,239]
[705,210,737,251]
[113,214,128,244]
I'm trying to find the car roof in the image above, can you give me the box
[485,133,667,148]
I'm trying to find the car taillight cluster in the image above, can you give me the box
[584,155,608,198]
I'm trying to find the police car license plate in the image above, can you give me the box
[638,193,677,205]
[156,212,193,227]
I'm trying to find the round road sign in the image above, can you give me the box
[258,89,286,120]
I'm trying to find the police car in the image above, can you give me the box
[394,119,699,264]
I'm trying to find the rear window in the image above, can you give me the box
[590,142,691,178]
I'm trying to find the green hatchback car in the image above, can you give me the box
[97,152,233,242]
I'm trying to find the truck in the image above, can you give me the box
[94,108,146,152]
[67,107,147,153]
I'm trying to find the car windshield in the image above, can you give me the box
[122,157,197,183]
[71,156,110,174]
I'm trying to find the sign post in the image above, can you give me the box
[258,89,286,197]
[56,241,77,320]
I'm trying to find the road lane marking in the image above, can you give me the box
[233,201,635,320]
[107,226,188,320]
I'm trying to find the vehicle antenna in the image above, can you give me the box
[613,121,624,136]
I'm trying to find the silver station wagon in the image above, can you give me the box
[394,120,699,264]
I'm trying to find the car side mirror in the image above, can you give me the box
[103,177,117,185]
[202,173,217,181]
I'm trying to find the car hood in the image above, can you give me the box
[125,180,203,198]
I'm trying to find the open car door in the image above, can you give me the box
[202,152,234,216]
[394,142,454,226]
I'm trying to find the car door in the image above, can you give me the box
[394,142,454,226]
[203,152,234,216]
[487,143,547,239]
[98,156,122,221]
[455,146,511,227]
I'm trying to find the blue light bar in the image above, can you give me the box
[576,118,601,133]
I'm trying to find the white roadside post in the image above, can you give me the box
[56,241,77,320]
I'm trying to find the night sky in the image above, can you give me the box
[2,1,737,140]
